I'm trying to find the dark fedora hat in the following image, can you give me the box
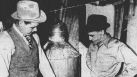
[86,14,110,32]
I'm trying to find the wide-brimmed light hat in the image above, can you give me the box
[11,0,47,23]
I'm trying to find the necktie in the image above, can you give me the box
[25,35,33,48]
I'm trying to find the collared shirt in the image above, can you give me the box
[86,33,137,77]
[0,23,55,77]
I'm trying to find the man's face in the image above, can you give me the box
[19,21,39,35]
[88,31,103,44]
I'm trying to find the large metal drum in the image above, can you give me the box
[45,22,81,77]
[46,42,81,77]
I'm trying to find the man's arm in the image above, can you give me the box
[0,32,14,77]
[39,48,56,77]
[119,43,137,77]
[0,50,11,77]
[33,34,55,77]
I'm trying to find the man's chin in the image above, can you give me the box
[29,31,37,35]
[93,41,99,44]
[26,32,33,36]
[32,31,37,34]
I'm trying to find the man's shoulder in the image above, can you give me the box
[0,31,14,47]
[0,31,15,54]
[108,38,124,47]
[0,31,11,40]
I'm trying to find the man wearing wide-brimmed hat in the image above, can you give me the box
[0,0,55,77]
[86,14,137,77]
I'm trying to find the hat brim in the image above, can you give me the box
[11,10,47,23]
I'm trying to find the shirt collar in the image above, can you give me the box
[99,33,112,48]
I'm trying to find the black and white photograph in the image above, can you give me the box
[0,0,137,77]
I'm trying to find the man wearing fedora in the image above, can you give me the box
[0,0,55,77]
[86,14,137,77]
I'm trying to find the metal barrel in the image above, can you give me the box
[46,42,81,77]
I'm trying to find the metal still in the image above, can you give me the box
[44,22,81,77]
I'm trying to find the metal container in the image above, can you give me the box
[45,22,81,77]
